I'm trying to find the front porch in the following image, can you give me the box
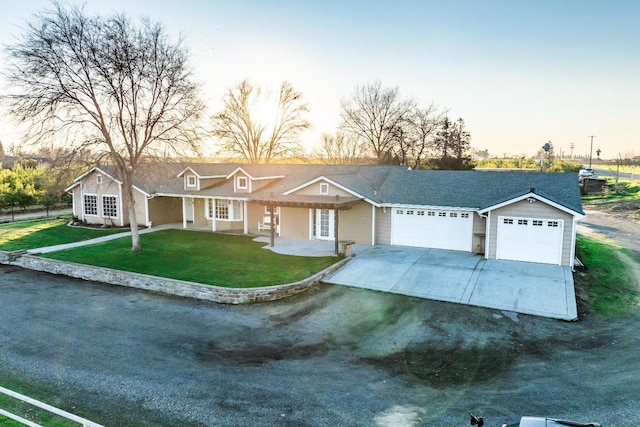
[156,222,361,257]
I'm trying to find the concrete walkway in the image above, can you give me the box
[323,245,577,321]
[27,225,173,254]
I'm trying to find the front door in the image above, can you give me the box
[315,209,335,240]
[185,198,194,222]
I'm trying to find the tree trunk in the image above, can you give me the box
[129,200,141,252]
[123,174,141,252]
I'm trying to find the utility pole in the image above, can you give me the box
[569,142,574,159]
[588,135,596,168]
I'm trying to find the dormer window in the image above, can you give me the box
[237,176,248,190]
[320,183,329,195]
[187,175,196,188]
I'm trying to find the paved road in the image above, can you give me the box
[1,263,639,426]
[578,208,640,257]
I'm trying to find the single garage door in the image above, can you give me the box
[496,216,563,264]
[392,208,473,251]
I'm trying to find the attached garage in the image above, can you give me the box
[392,208,473,251]
[496,216,564,265]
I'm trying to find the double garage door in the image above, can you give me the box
[392,208,473,251]
[496,216,564,265]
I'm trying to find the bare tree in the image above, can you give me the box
[212,79,310,163]
[340,80,415,163]
[401,104,444,169]
[2,3,205,251]
[314,131,366,165]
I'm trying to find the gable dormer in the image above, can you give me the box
[185,173,199,191]
[234,172,250,193]
[226,167,285,194]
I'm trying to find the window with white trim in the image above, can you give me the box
[407,210,414,215]
[207,199,214,219]
[102,195,118,217]
[461,213,470,218]
[319,183,329,195]
[518,219,528,225]
[396,209,404,214]
[212,199,242,221]
[450,212,458,218]
[96,175,102,184]
[548,221,559,227]
[83,194,98,216]
[417,211,425,216]
[427,211,435,216]
[187,175,196,187]
[438,212,446,217]
[264,206,281,215]
[533,220,543,226]
[503,218,514,224]
[237,176,248,189]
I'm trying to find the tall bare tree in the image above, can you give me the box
[340,80,415,163]
[401,104,444,169]
[212,79,310,163]
[314,131,366,165]
[2,3,205,251]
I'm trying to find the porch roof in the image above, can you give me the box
[249,194,362,210]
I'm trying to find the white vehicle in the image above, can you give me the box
[516,417,601,427]
[578,168,595,178]
[471,414,601,427]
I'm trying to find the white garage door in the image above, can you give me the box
[496,216,563,265]
[392,208,473,251]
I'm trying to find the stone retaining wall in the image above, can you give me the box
[0,250,26,264]
[19,255,350,304]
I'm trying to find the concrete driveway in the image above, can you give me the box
[323,245,577,320]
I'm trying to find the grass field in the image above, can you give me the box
[0,218,123,251]
[576,234,640,316]
[42,229,339,287]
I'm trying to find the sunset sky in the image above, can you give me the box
[1,0,638,159]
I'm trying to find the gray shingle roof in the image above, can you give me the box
[89,163,584,215]
[380,169,584,214]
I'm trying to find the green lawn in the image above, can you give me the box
[576,234,640,316]
[0,218,124,251]
[42,229,339,288]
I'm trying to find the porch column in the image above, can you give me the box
[243,201,248,234]
[269,204,275,247]
[334,208,339,255]
[371,205,376,245]
[182,197,187,229]
[211,198,217,232]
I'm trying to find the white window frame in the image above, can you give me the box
[319,183,329,195]
[264,206,281,215]
[102,195,118,218]
[211,199,243,221]
[186,175,197,188]
[96,175,102,184]
[206,199,214,219]
[237,176,248,190]
[83,194,98,216]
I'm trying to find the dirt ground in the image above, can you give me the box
[1,203,639,426]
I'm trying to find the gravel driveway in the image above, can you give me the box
[1,207,639,426]
[0,206,640,426]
